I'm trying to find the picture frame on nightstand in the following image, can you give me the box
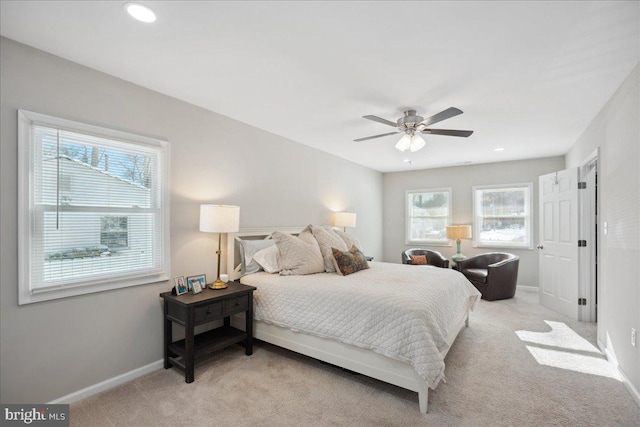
[187,274,206,294]
[174,276,187,295]
[192,279,203,294]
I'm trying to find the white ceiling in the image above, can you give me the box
[1,1,638,172]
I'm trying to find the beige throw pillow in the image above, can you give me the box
[272,227,324,276]
[333,229,363,252]
[311,225,348,273]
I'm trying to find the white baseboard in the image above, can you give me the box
[598,340,640,409]
[48,359,164,404]
[619,366,640,409]
[517,285,538,293]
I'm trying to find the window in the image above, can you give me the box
[18,110,169,304]
[473,183,533,249]
[406,188,452,245]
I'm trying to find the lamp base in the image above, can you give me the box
[209,279,228,290]
[451,253,467,263]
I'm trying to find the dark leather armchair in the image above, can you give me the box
[455,252,519,301]
[402,249,449,268]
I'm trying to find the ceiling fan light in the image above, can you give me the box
[395,134,412,152]
[409,134,426,152]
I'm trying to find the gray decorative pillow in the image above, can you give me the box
[273,227,324,276]
[333,229,363,252]
[311,225,348,273]
[239,239,275,276]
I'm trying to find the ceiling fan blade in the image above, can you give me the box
[419,107,463,127]
[354,131,401,142]
[363,115,398,128]
[421,128,474,137]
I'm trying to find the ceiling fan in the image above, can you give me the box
[354,107,473,152]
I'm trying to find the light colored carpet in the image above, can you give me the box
[70,291,640,426]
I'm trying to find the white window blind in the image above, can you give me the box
[473,183,533,249]
[18,110,169,304]
[406,188,452,245]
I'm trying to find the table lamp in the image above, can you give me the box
[446,225,472,263]
[333,212,357,232]
[199,204,240,289]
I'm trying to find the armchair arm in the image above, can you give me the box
[489,256,519,268]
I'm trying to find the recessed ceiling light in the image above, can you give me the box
[124,3,156,23]
[403,159,412,164]
[494,147,505,152]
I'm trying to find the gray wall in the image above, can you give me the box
[383,157,565,287]
[0,37,383,403]
[565,65,639,396]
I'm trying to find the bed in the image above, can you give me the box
[227,227,481,413]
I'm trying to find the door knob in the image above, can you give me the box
[536,245,544,249]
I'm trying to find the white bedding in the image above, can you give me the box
[240,262,481,388]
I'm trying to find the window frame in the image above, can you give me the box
[472,182,533,249]
[18,110,170,305]
[405,187,453,246]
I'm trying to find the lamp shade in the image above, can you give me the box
[199,205,240,233]
[395,134,412,152]
[333,211,357,228]
[446,225,472,240]
[409,134,425,152]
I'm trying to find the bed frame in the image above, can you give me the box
[226,227,470,414]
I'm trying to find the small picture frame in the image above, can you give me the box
[174,276,187,296]
[192,279,203,294]
[187,274,207,294]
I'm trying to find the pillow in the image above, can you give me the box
[239,239,275,275]
[253,245,280,274]
[272,227,324,276]
[331,245,370,276]
[410,254,428,265]
[333,229,363,252]
[311,225,348,273]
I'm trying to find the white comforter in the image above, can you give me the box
[240,262,481,388]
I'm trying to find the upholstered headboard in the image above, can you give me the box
[226,227,305,281]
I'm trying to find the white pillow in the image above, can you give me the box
[333,229,363,252]
[253,245,280,274]
[273,227,324,276]
[310,225,348,273]
[239,239,275,275]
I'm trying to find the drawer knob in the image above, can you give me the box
[206,308,212,314]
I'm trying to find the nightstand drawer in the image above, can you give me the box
[223,295,248,315]
[194,302,222,323]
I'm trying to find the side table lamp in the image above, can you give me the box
[333,211,357,232]
[199,204,240,289]
[446,225,472,263]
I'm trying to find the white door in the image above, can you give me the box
[538,168,580,320]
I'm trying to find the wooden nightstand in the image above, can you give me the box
[160,282,256,383]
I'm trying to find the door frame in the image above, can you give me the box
[579,148,598,322]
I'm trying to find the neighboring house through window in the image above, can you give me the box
[18,110,169,304]
[473,183,533,249]
[100,216,129,248]
[406,188,452,246]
